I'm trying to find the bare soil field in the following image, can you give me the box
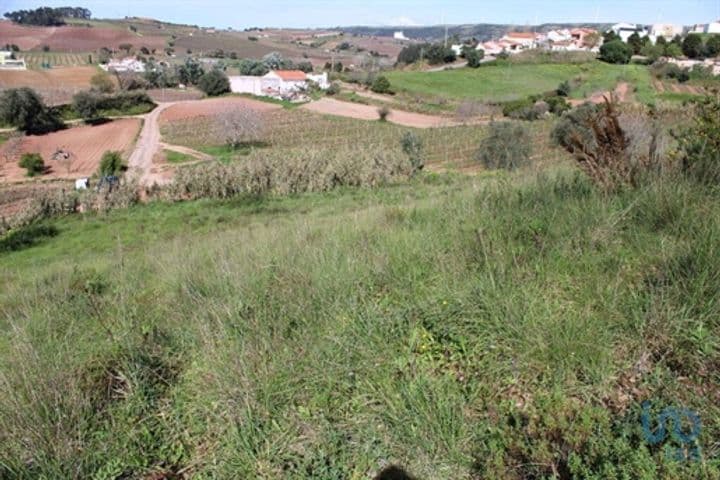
[0,66,97,105]
[0,119,141,182]
[302,98,479,128]
[0,21,166,52]
[159,96,282,123]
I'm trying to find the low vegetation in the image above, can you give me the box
[18,153,45,177]
[477,122,532,170]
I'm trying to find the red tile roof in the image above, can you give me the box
[273,70,307,81]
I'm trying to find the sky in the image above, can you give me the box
[2,0,719,29]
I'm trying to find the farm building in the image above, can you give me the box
[100,57,145,73]
[609,23,648,43]
[650,24,683,41]
[707,20,720,34]
[229,70,329,99]
[501,32,538,50]
[0,50,26,70]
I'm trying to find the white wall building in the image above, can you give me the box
[100,57,145,73]
[0,51,26,69]
[610,23,648,42]
[393,31,409,40]
[707,20,720,34]
[230,70,328,99]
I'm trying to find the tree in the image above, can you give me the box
[98,151,124,177]
[665,43,683,59]
[706,35,720,58]
[600,40,633,64]
[465,48,483,68]
[627,32,644,55]
[583,32,601,49]
[397,43,426,64]
[641,43,664,63]
[3,7,68,26]
[118,43,133,54]
[197,69,230,96]
[72,91,101,120]
[177,58,205,85]
[19,153,45,177]
[556,80,571,97]
[370,76,393,94]
[0,87,62,134]
[90,72,114,93]
[682,34,704,59]
[425,43,456,65]
[603,30,621,44]
[296,61,314,73]
[238,58,269,76]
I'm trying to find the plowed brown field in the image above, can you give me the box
[0,66,98,105]
[0,119,141,182]
[0,21,166,51]
[159,96,282,123]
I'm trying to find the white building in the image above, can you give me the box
[451,44,464,56]
[0,51,26,69]
[100,57,145,73]
[501,32,538,50]
[650,24,683,42]
[229,70,328,99]
[707,20,720,34]
[393,31,409,41]
[610,23,648,43]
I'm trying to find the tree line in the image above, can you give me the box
[3,6,91,26]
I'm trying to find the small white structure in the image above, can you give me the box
[394,31,408,41]
[75,178,89,191]
[0,51,26,70]
[100,57,146,73]
[451,44,464,56]
[229,70,328,99]
[609,23,648,43]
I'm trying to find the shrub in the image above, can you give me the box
[401,131,424,176]
[98,151,124,177]
[465,48,483,68]
[326,82,341,95]
[197,69,230,96]
[370,75,393,94]
[0,87,64,134]
[682,34,704,59]
[72,91,101,120]
[674,92,720,184]
[600,40,633,64]
[476,122,532,170]
[552,98,663,191]
[90,72,114,93]
[556,80,571,97]
[377,106,391,122]
[19,153,45,177]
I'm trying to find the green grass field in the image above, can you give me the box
[387,62,654,103]
[2,164,720,478]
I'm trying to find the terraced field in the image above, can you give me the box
[17,52,91,69]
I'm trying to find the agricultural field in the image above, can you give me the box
[387,62,655,104]
[0,119,141,182]
[17,51,92,69]
[0,66,98,105]
[160,107,568,172]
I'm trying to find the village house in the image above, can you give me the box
[100,57,146,73]
[610,23,648,42]
[394,31,409,41]
[707,20,720,34]
[229,70,329,99]
[650,24,683,42]
[501,32,538,50]
[0,50,26,69]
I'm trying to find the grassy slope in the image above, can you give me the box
[387,62,653,103]
[1,168,719,478]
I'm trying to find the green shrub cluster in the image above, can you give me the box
[502,92,570,120]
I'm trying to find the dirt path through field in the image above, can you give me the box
[127,102,176,186]
[302,98,485,128]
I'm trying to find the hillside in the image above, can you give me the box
[2,164,719,478]
[344,22,614,41]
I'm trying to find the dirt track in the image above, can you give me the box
[302,98,479,128]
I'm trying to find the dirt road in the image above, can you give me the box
[302,98,482,128]
[127,102,176,186]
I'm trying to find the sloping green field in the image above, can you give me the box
[1,165,719,478]
[387,62,654,103]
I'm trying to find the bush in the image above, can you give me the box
[0,87,64,134]
[377,106,390,122]
[197,69,230,96]
[18,153,45,177]
[72,91,101,120]
[401,131,424,176]
[600,40,633,64]
[98,151,124,177]
[476,122,532,170]
[370,76,393,94]
[682,34,704,59]
[552,99,663,191]
[556,80,571,97]
[90,72,114,94]
[465,48,483,68]
[326,82,341,95]
[674,92,720,184]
